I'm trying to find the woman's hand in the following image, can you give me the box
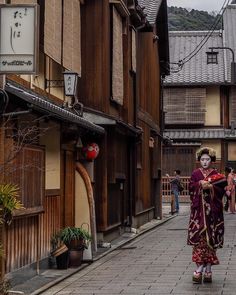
[225,190,231,197]
[199,180,212,190]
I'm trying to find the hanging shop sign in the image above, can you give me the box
[83,143,100,161]
[0,4,39,74]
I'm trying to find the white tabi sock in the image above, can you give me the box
[206,263,212,273]
[196,265,204,273]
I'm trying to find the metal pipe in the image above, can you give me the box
[1,110,32,117]
[209,46,235,62]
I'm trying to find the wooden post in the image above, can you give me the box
[0,74,6,282]
[170,194,175,214]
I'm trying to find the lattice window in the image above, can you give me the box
[164,88,206,125]
[111,7,124,105]
[5,145,45,215]
[229,87,236,125]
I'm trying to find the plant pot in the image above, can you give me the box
[56,251,69,269]
[51,244,68,257]
[67,238,85,250]
[69,249,83,267]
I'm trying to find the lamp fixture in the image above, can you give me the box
[63,71,79,97]
[206,46,236,84]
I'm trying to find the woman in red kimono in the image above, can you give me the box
[187,147,226,284]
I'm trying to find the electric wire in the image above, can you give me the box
[181,0,230,65]
[180,0,229,63]
[168,0,231,73]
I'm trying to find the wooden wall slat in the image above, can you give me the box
[6,195,61,273]
[137,32,160,122]
[80,0,110,111]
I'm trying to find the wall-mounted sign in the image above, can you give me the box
[0,4,39,74]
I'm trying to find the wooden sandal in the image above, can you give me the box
[203,271,212,283]
[192,271,202,284]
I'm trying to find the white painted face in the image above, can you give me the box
[200,154,211,169]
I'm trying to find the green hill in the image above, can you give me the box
[168,6,222,31]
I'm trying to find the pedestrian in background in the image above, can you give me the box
[166,170,181,214]
[225,166,235,214]
[187,147,226,284]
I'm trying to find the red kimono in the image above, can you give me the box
[187,168,225,265]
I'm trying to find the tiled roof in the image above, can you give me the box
[223,4,236,83]
[164,129,225,139]
[164,31,226,85]
[137,0,163,24]
[164,128,236,140]
[6,82,105,135]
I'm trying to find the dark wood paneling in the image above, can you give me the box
[64,150,75,227]
[162,146,197,177]
[107,131,129,227]
[6,195,61,273]
[6,216,38,273]
[39,195,61,259]
[135,122,152,214]
[94,134,108,231]
[80,0,110,112]
[137,32,160,121]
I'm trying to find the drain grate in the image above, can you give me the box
[118,246,137,250]
[167,228,187,231]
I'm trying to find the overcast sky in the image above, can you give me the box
[167,0,226,12]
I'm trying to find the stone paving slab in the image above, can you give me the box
[37,206,236,295]
[9,205,236,294]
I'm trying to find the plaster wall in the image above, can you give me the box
[228,142,236,161]
[205,87,221,126]
[75,171,92,259]
[40,121,60,189]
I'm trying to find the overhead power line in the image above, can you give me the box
[168,0,231,73]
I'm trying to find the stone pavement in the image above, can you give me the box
[9,204,178,295]
[34,205,236,295]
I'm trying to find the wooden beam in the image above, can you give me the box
[109,0,130,16]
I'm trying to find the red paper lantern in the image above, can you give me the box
[83,143,99,160]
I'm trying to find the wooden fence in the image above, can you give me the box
[162,176,190,202]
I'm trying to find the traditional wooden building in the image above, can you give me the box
[163,3,236,176]
[0,0,169,282]
[79,0,169,239]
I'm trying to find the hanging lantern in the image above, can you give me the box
[82,143,99,161]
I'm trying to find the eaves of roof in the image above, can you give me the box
[137,0,163,25]
[5,82,105,135]
[163,82,228,87]
[164,129,226,139]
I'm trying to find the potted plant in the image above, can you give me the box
[57,227,92,267]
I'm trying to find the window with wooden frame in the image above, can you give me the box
[3,114,45,215]
[111,6,124,105]
[5,145,45,216]
[163,88,206,125]
[44,0,82,98]
[44,0,62,65]
[131,27,137,73]
[229,86,236,125]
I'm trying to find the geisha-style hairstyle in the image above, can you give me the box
[196,147,216,162]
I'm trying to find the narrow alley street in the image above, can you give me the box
[39,206,236,295]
